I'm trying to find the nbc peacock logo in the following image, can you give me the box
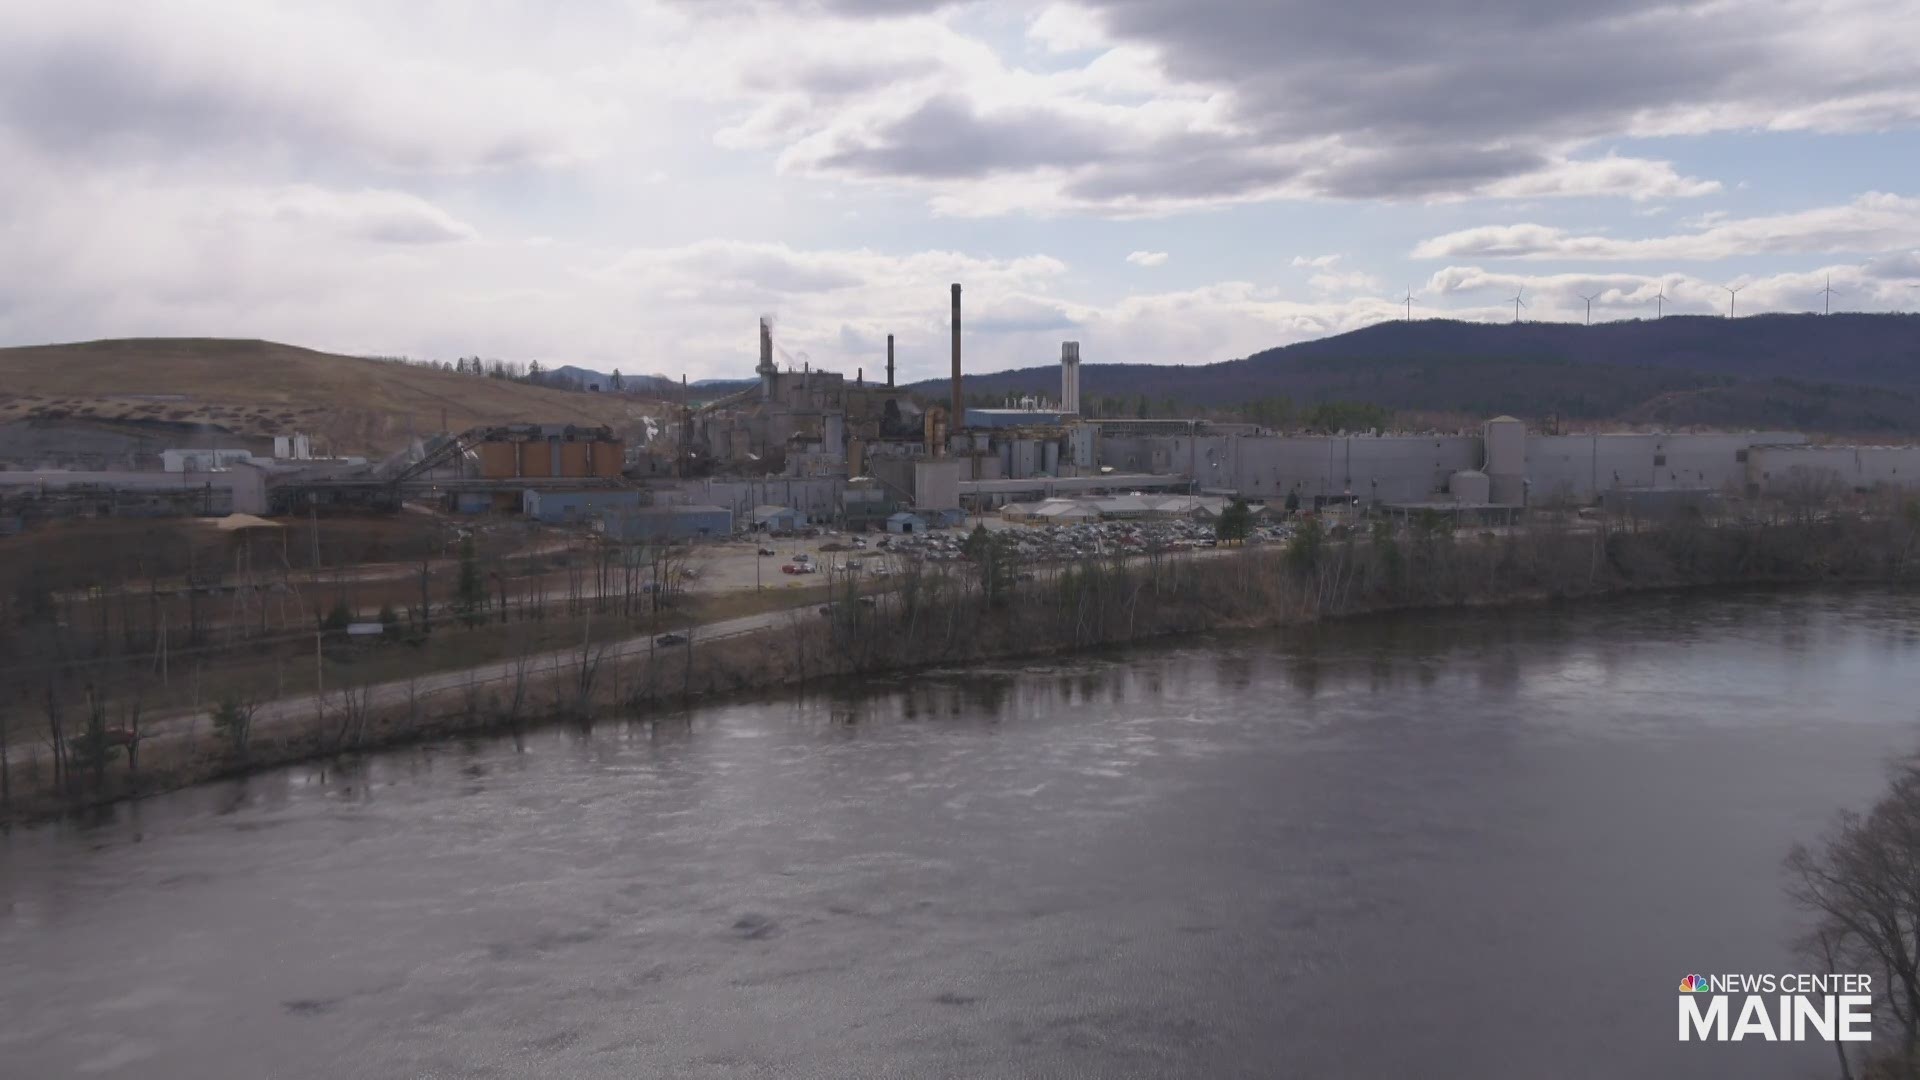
[1679,974,1711,993]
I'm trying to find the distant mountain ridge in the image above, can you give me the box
[910,313,1920,435]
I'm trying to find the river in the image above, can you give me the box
[3,587,1917,1078]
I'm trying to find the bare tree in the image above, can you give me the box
[331,681,374,751]
[564,616,608,722]
[43,675,67,793]
[1779,465,1847,526]
[1785,753,1920,1076]
[498,635,533,733]
[0,703,12,812]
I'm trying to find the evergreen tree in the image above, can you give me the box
[611,369,624,392]
[1215,497,1253,544]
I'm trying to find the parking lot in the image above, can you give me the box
[677,517,1296,593]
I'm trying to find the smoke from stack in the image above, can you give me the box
[950,284,963,434]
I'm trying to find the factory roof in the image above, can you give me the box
[613,504,730,516]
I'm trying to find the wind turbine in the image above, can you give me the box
[1654,285,1669,319]
[1724,283,1745,319]
[1510,290,1527,324]
[1819,274,1839,315]
[1577,291,1599,326]
[1402,286,1414,322]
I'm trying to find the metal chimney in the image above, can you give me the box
[886,333,895,388]
[1060,341,1081,414]
[950,284,963,432]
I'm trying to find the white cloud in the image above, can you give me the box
[1413,194,1920,260]
[0,0,626,172]
[1472,155,1722,202]
[1028,3,1111,53]
[670,0,1920,215]
[0,0,1916,376]
[1309,270,1383,295]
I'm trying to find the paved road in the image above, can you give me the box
[141,605,806,749]
[129,537,1278,753]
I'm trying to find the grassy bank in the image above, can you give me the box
[6,512,1917,825]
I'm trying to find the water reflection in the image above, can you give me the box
[2,587,1917,1080]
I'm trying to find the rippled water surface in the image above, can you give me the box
[4,588,1919,1078]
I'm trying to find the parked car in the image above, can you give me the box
[655,632,688,646]
[846,558,864,571]
[758,547,777,556]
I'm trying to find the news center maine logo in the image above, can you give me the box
[1677,973,1874,1042]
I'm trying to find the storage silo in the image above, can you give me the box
[521,439,553,479]
[479,441,517,478]
[591,439,624,477]
[1449,469,1492,504]
[1483,416,1526,505]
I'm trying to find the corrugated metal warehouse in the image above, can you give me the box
[601,505,733,542]
[523,488,646,523]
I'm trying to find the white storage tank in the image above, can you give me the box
[1449,469,1492,504]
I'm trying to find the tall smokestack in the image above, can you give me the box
[1060,341,1081,414]
[950,283,963,432]
[886,334,895,388]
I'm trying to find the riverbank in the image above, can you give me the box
[6,513,1917,825]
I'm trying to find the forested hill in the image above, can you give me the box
[913,313,1920,434]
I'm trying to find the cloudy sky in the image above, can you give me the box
[3,0,1917,383]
